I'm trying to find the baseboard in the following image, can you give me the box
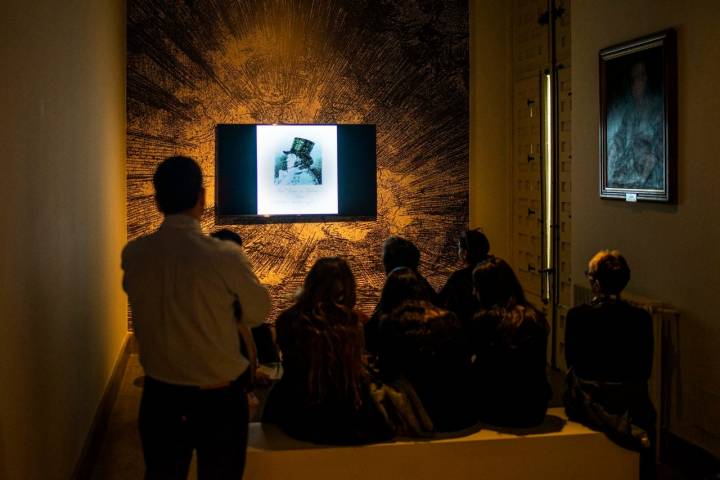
[71,332,133,480]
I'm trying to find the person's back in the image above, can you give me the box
[565,298,652,382]
[125,224,268,384]
[366,236,438,353]
[565,250,653,384]
[469,305,550,427]
[122,156,270,479]
[563,250,655,479]
[378,299,473,432]
[263,257,393,445]
[373,267,474,432]
[467,257,550,428]
[439,229,491,327]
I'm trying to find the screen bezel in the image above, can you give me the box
[215,124,377,225]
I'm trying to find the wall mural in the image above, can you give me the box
[127,0,469,320]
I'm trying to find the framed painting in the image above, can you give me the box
[599,29,677,203]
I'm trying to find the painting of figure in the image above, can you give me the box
[274,137,323,186]
[599,30,676,202]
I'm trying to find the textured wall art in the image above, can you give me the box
[127,0,469,320]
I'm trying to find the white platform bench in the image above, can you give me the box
[245,408,638,480]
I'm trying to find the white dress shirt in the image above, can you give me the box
[122,214,270,386]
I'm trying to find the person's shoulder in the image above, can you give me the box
[202,234,251,265]
[566,303,592,319]
[447,268,468,282]
[121,232,157,263]
[622,301,652,322]
[471,308,503,326]
[276,306,302,327]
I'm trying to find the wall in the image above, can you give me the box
[127,0,469,318]
[469,0,512,260]
[0,1,127,478]
[572,0,720,455]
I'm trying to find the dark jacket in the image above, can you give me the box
[365,270,438,354]
[563,296,656,445]
[468,307,551,427]
[262,308,393,445]
[376,300,475,432]
[438,266,479,328]
[565,296,653,383]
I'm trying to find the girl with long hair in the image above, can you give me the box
[262,257,392,444]
[469,257,551,427]
[375,267,475,432]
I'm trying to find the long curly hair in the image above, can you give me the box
[376,267,429,315]
[294,257,365,409]
[472,256,548,333]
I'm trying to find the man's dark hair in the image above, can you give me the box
[211,228,242,246]
[153,156,203,215]
[459,229,490,265]
[590,251,631,295]
[382,236,420,274]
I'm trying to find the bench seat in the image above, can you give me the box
[245,407,638,480]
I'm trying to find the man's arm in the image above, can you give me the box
[220,248,271,328]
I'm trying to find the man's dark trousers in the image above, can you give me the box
[139,374,249,479]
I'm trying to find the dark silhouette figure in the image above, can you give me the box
[262,257,393,444]
[439,229,491,327]
[564,250,655,478]
[211,228,243,246]
[365,236,438,353]
[375,267,475,432]
[468,257,551,428]
[210,229,279,372]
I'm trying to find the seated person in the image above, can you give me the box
[439,229,491,327]
[375,267,475,432]
[365,236,438,353]
[262,257,393,445]
[210,229,280,368]
[564,250,655,470]
[468,257,551,428]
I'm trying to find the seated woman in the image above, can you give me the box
[262,257,393,444]
[375,267,475,432]
[468,257,550,428]
[438,229,491,327]
[564,250,655,473]
[365,236,438,354]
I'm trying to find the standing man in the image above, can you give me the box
[122,156,270,479]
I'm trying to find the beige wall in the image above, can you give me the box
[0,1,127,478]
[469,0,512,260]
[572,0,720,454]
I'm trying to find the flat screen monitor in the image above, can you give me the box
[216,124,377,224]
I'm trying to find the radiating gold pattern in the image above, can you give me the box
[128,0,468,320]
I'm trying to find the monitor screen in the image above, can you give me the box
[216,124,377,224]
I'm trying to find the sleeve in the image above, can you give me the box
[638,308,654,380]
[439,272,462,309]
[564,307,580,370]
[120,246,129,294]
[218,248,271,328]
[120,242,135,295]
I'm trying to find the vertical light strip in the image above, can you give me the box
[542,72,553,302]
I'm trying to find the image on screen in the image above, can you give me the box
[257,125,338,215]
[215,123,376,224]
